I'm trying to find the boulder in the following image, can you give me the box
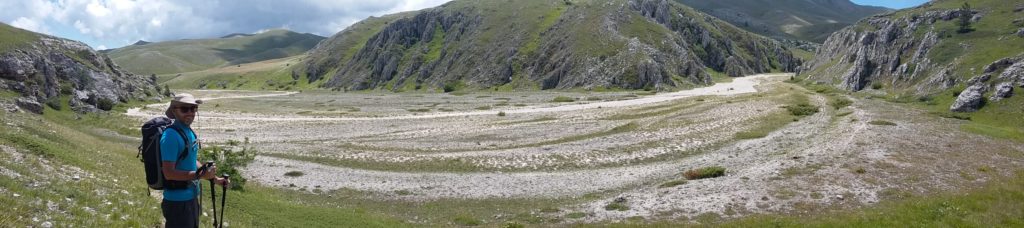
[951,84,988,112]
[990,82,1014,101]
[1017,28,1024,37]
[15,98,43,114]
[1001,61,1024,87]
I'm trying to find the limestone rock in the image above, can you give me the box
[15,98,43,114]
[990,82,1014,101]
[950,84,988,112]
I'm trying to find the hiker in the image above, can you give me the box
[160,93,229,228]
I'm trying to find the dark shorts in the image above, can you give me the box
[161,198,200,228]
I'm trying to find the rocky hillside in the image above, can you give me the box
[106,29,324,75]
[0,23,155,114]
[302,0,799,92]
[676,0,891,43]
[801,0,1024,112]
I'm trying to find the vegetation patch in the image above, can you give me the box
[868,120,898,126]
[683,166,727,180]
[284,171,305,177]
[785,103,820,116]
[658,180,688,188]
[552,96,576,102]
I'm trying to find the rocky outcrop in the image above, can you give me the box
[1017,28,1024,37]
[990,82,1014,101]
[951,83,987,112]
[0,27,156,114]
[803,8,976,94]
[303,0,797,92]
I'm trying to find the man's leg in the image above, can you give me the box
[161,199,199,228]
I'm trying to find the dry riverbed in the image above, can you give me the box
[126,74,1024,225]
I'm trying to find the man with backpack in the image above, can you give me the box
[158,93,229,228]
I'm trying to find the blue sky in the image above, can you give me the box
[852,0,931,9]
[4,0,931,50]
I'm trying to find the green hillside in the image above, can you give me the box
[0,23,40,53]
[676,0,891,43]
[802,0,1024,142]
[106,29,324,75]
[302,0,799,92]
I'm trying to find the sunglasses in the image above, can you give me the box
[176,106,199,113]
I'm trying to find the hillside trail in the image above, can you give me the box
[125,74,790,121]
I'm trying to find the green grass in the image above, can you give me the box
[552,96,576,102]
[683,166,727,180]
[108,29,323,75]
[0,23,40,53]
[658,180,688,188]
[868,120,898,126]
[423,23,446,62]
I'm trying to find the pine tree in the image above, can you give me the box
[957,2,973,33]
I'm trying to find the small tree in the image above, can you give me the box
[957,2,973,33]
[163,84,172,97]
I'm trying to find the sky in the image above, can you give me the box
[851,0,931,9]
[1,0,454,50]
[4,0,931,50]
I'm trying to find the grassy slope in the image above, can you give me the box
[886,0,1024,142]
[158,55,320,91]
[0,96,406,227]
[674,0,890,42]
[107,29,324,75]
[0,23,39,53]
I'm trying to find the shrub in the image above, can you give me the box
[604,202,629,211]
[284,171,304,177]
[45,97,63,111]
[828,96,853,110]
[868,120,897,126]
[497,111,506,116]
[199,138,258,190]
[552,96,575,102]
[96,98,115,111]
[871,82,884,90]
[658,180,688,188]
[785,103,819,116]
[683,166,727,180]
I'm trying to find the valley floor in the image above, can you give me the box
[123,74,1024,225]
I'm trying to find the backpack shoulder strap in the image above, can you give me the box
[167,125,192,162]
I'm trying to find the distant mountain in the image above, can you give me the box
[676,0,892,43]
[802,0,1024,113]
[0,22,156,114]
[301,0,799,92]
[106,29,324,75]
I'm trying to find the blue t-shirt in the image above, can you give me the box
[160,121,200,201]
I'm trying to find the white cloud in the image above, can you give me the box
[2,0,455,48]
[10,17,48,34]
[96,45,108,50]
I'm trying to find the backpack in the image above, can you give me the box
[138,117,193,190]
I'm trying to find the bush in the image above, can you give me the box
[868,120,897,126]
[785,103,820,116]
[552,96,575,102]
[443,81,460,93]
[604,202,629,211]
[45,97,63,111]
[284,171,304,177]
[497,111,506,116]
[199,138,258,190]
[96,98,115,111]
[658,180,688,188]
[683,166,727,180]
[828,96,853,110]
[871,82,883,90]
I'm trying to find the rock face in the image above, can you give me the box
[803,8,975,93]
[0,23,156,113]
[303,0,798,92]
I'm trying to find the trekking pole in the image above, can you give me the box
[205,162,217,228]
[219,174,229,228]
